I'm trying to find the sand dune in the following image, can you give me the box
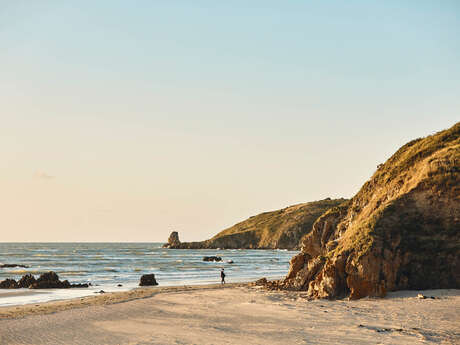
[0,285,459,345]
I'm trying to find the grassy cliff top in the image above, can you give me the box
[335,121,460,257]
[211,198,347,248]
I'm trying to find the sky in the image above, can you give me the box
[1,1,459,242]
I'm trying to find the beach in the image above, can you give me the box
[1,284,459,345]
[0,243,298,306]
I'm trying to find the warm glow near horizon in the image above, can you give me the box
[1,1,459,242]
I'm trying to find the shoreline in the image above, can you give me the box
[0,285,459,344]
[0,275,286,309]
[0,282,246,319]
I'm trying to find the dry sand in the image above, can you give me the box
[0,284,459,345]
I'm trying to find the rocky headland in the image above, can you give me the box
[163,198,347,250]
[274,122,460,299]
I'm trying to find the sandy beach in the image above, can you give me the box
[0,284,459,345]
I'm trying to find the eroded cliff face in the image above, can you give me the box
[163,198,347,250]
[280,122,460,299]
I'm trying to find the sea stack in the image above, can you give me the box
[163,231,181,248]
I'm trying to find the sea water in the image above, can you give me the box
[0,243,298,306]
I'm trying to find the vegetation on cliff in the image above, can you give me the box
[280,122,460,299]
[164,198,347,250]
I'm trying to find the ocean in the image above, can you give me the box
[0,242,298,306]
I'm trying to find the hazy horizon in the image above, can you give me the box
[1,1,459,242]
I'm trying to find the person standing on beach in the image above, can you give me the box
[220,268,226,285]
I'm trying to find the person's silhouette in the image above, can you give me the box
[220,268,226,285]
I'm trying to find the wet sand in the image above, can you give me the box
[0,285,459,345]
[0,289,48,299]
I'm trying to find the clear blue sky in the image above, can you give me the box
[1,1,459,241]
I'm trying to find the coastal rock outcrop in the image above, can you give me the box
[164,198,347,250]
[203,256,222,262]
[18,274,36,288]
[139,274,158,286]
[0,278,19,289]
[0,271,89,289]
[162,231,181,248]
[279,122,460,299]
[0,264,29,268]
[30,271,70,289]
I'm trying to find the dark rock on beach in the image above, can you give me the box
[18,274,36,288]
[30,272,71,289]
[139,274,158,286]
[254,278,268,286]
[0,278,19,289]
[0,271,89,289]
[203,256,222,262]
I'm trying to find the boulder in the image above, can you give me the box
[38,271,60,283]
[254,278,268,286]
[29,271,88,289]
[139,274,158,286]
[203,256,222,262]
[30,272,70,289]
[0,278,19,289]
[18,274,36,288]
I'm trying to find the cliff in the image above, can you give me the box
[164,198,347,250]
[279,122,460,299]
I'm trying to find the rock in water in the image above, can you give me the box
[18,274,36,288]
[70,283,89,288]
[0,264,29,268]
[281,122,460,299]
[203,256,222,262]
[30,271,70,289]
[38,271,60,282]
[0,279,19,289]
[139,274,158,286]
[162,231,181,248]
[1,272,89,289]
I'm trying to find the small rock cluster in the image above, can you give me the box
[203,256,222,262]
[0,271,89,289]
[249,277,283,290]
